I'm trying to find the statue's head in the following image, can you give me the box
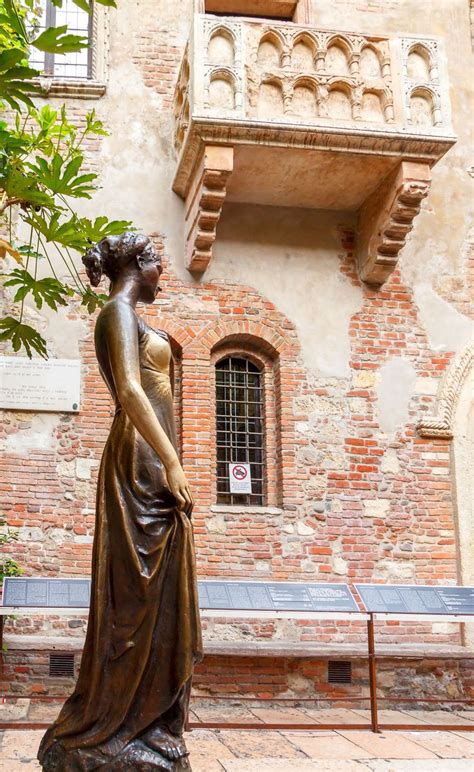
[82,232,162,304]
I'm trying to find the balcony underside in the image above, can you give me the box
[173,122,455,282]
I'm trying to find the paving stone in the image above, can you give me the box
[337,731,437,759]
[304,708,368,726]
[191,704,263,725]
[400,731,474,758]
[217,729,305,758]
[0,730,42,762]
[397,710,474,726]
[450,730,474,743]
[186,729,236,759]
[249,707,317,726]
[221,760,371,771]
[351,710,428,726]
[283,732,372,759]
[365,760,474,772]
[0,761,40,772]
[453,711,474,723]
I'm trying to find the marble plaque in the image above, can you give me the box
[0,356,81,412]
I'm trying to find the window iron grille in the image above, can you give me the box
[29,1,93,79]
[215,356,265,505]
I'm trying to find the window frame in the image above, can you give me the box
[211,341,281,509]
[215,354,267,506]
[33,0,94,80]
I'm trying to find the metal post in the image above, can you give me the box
[367,613,380,733]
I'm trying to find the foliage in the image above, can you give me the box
[0,0,128,359]
[0,526,23,586]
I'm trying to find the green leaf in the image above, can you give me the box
[22,211,83,249]
[81,286,108,314]
[0,316,48,359]
[4,269,70,311]
[32,26,89,55]
[0,49,24,72]
[0,65,40,80]
[0,167,55,206]
[27,153,97,198]
[79,216,134,244]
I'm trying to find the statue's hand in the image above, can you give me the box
[166,461,194,518]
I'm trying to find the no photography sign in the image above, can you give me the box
[229,463,252,494]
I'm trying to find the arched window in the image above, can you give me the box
[215,356,265,505]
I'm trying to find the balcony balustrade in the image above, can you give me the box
[172,13,456,281]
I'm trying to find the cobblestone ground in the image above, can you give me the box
[1,707,473,771]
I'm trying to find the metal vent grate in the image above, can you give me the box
[49,653,75,678]
[328,660,352,684]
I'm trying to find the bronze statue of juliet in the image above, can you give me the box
[38,233,203,771]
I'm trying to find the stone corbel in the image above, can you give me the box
[356,160,432,285]
[184,144,234,273]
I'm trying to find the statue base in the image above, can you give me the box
[40,739,192,771]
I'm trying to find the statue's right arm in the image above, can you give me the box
[101,302,193,514]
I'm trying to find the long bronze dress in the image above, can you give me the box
[38,312,202,770]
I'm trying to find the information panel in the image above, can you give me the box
[355,584,474,615]
[0,356,81,412]
[3,578,91,608]
[3,578,360,614]
[198,581,359,612]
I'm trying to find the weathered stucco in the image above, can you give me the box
[210,204,360,377]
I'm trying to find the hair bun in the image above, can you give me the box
[83,244,104,287]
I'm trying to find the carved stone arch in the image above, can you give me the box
[257,76,285,118]
[326,33,353,57]
[409,84,440,126]
[406,42,432,80]
[256,29,286,68]
[290,31,317,70]
[359,43,384,78]
[326,79,354,119]
[207,67,237,110]
[206,22,238,46]
[291,76,318,117]
[207,25,237,66]
[417,344,474,439]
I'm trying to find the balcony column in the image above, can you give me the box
[349,52,360,76]
[314,49,327,72]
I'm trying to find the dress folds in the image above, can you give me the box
[38,314,202,770]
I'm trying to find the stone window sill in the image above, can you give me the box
[210,504,282,515]
[34,77,106,100]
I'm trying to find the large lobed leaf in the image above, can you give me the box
[4,268,72,311]
[0,316,48,359]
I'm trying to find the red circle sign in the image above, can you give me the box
[232,464,248,480]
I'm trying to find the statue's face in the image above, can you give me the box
[137,242,162,304]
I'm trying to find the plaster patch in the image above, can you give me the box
[381,448,400,474]
[210,205,361,377]
[363,499,390,518]
[373,559,415,582]
[414,284,472,352]
[376,357,417,435]
[3,413,60,453]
